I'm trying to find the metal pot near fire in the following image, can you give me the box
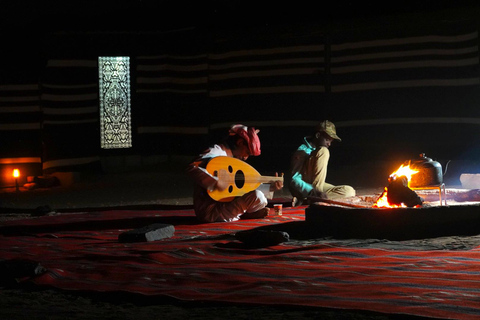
[406,153,443,188]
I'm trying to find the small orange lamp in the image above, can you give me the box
[12,168,20,192]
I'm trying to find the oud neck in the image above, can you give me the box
[258,176,284,184]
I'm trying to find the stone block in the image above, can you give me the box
[118,224,175,243]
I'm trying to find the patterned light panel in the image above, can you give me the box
[98,56,132,149]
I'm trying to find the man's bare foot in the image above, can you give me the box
[240,207,269,219]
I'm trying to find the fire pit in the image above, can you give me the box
[305,200,480,240]
[305,154,480,240]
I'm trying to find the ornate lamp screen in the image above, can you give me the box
[98,56,132,149]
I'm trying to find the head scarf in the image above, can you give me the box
[229,124,261,156]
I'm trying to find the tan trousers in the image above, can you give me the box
[307,147,355,200]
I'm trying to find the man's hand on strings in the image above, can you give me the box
[270,172,284,192]
[215,169,229,191]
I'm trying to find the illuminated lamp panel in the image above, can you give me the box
[98,56,132,149]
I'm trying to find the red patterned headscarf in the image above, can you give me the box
[229,124,261,156]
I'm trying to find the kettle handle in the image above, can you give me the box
[443,160,451,177]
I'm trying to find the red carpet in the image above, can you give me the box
[2,207,480,319]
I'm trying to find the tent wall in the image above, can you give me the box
[1,9,480,186]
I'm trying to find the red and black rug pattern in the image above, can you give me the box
[2,207,480,320]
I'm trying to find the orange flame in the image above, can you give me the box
[372,187,406,208]
[372,164,419,208]
[388,164,418,188]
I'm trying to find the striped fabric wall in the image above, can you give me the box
[204,28,328,172]
[207,27,326,120]
[208,44,325,98]
[1,16,479,179]
[0,84,42,186]
[41,59,101,173]
[330,32,479,93]
[324,23,480,170]
[177,22,480,176]
[135,51,210,158]
[41,22,480,175]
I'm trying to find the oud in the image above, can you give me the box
[205,156,283,202]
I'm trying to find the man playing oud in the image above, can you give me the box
[186,124,283,223]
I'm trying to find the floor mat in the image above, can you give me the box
[1,207,480,320]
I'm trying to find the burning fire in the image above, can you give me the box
[373,187,400,208]
[373,164,419,208]
[388,164,418,187]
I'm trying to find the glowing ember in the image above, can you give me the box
[373,164,419,208]
[372,187,406,208]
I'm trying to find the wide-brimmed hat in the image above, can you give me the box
[316,120,341,141]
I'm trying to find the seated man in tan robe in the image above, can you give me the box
[289,120,355,206]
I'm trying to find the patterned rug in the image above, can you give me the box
[2,206,480,320]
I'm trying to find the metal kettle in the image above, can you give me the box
[406,153,443,188]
